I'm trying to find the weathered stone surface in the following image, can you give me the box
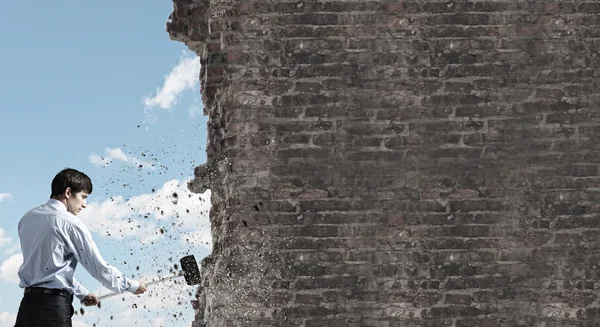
[167,0,600,326]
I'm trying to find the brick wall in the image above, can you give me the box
[167,1,600,326]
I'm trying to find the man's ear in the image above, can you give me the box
[64,187,72,199]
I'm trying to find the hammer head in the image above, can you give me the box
[180,255,202,286]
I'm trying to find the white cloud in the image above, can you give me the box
[76,179,209,326]
[3,244,20,256]
[73,320,91,327]
[0,194,13,203]
[79,179,211,247]
[96,277,196,327]
[0,312,17,327]
[0,228,11,249]
[154,317,167,327]
[143,52,200,111]
[1,311,97,327]
[89,147,154,170]
[0,253,22,284]
[181,230,211,249]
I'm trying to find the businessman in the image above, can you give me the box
[14,168,147,327]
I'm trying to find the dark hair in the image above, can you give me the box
[51,168,93,198]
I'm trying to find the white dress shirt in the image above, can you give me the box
[17,199,139,300]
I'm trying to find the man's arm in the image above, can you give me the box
[72,277,90,301]
[63,221,140,294]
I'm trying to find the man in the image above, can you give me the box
[14,168,147,327]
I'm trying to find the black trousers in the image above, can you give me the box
[14,292,74,327]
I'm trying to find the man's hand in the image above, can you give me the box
[82,294,99,307]
[134,279,147,295]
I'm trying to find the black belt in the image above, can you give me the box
[24,287,73,300]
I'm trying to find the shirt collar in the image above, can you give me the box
[46,199,68,212]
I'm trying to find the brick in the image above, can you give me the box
[428,306,491,318]
[426,14,491,25]
[305,318,361,327]
[445,276,512,290]
[423,238,500,250]
[444,294,474,305]
[455,318,503,327]
[294,293,323,305]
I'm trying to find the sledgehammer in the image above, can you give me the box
[96,255,201,301]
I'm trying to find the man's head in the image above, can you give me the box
[50,168,93,216]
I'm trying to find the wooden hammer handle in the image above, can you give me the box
[96,271,183,301]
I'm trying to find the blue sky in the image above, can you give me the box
[0,1,210,326]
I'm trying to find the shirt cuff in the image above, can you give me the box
[75,290,90,301]
[74,288,90,301]
[126,279,140,293]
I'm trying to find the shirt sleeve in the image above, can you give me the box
[72,277,90,301]
[63,221,139,295]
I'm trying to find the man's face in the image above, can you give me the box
[66,189,88,216]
